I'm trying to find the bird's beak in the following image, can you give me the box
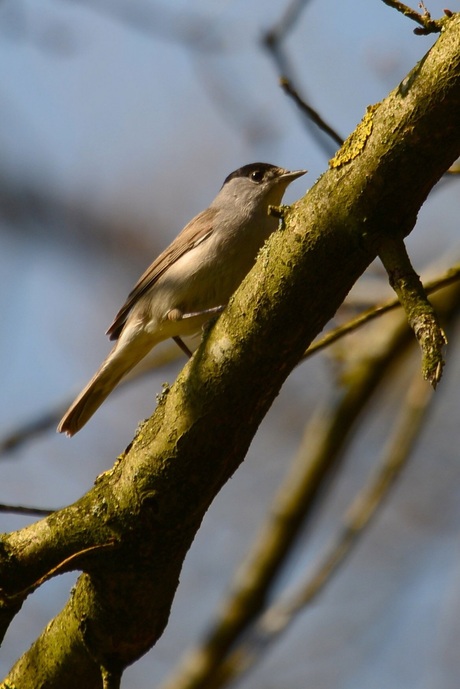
[281,169,308,182]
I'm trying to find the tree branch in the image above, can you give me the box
[379,237,446,386]
[210,366,436,688]
[381,0,448,33]
[159,273,460,689]
[158,309,415,689]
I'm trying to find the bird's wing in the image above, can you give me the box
[106,207,218,340]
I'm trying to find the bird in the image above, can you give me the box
[57,163,307,436]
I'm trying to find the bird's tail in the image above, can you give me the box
[57,336,155,437]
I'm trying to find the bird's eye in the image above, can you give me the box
[250,169,265,183]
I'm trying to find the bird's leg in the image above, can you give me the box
[172,336,194,358]
[169,305,226,358]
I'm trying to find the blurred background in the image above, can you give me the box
[1,0,460,687]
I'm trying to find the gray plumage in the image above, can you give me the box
[58,163,306,436]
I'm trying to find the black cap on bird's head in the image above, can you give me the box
[222,163,307,189]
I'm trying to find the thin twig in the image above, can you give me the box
[262,0,340,156]
[280,77,344,147]
[304,263,460,360]
[0,407,68,455]
[379,238,446,386]
[381,0,446,34]
[263,0,314,45]
[0,503,55,517]
[5,541,118,602]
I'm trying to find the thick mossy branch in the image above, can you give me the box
[2,14,460,689]
[379,238,446,386]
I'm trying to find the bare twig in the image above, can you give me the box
[304,263,460,360]
[381,0,446,33]
[0,503,55,517]
[6,541,118,603]
[263,0,314,45]
[280,77,344,147]
[379,238,446,387]
[0,407,68,455]
[262,0,340,156]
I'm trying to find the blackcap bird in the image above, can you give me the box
[58,163,306,436]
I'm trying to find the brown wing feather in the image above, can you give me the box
[106,207,217,340]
